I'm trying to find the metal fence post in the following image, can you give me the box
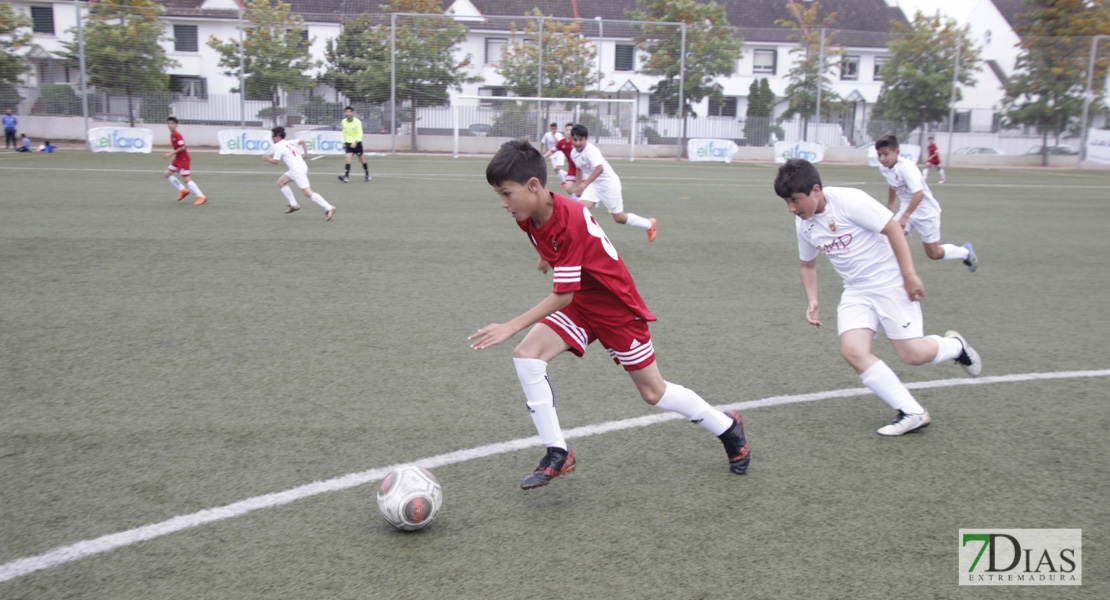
[75,0,88,140]
[945,41,961,168]
[1079,35,1107,169]
[815,27,824,140]
[238,7,245,127]
[537,16,544,142]
[390,12,396,155]
[677,22,685,160]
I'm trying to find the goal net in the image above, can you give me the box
[451,96,637,161]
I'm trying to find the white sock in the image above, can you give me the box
[654,382,732,436]
[513,358,567,450]
[280,185,298,206]
[921,167,930,178]
[940,243,969,261]
[859,360,925,415]
[927,334,964,364]
[167,175,185,191]
[558,171,566,183]
[939,168,946,179]
[309,192,334,211]
[187,180,204,197]
[623,213,652,230]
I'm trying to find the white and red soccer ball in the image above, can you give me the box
[376,466,442,531]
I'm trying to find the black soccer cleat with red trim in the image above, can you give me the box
[719,411,750,475]
[520,447,576,490]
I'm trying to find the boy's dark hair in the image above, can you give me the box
[570,124,589,139]
[565,122,574,128]
[486,139,547,187]
[345,106,354,112]
[166,116,178,124]
[773,159,823,199]
[874,134,899,152]
[549,122,557,128]
[271,126,287,139]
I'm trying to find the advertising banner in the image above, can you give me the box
[1085,128,1110,164]
[686,138,739,163]
[297,130,347,155]
[868,143,921,166]
[218,129,274,155]
[774,140,825,164]
[87,127,154,153]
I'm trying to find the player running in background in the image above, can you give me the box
[163,117,207,205]
[922,135,946,183]
[338,106,371,183]
[544,122,577,193]
[774,158,982,436]
[264,126,336,221]
[569,124,657,242]
[875,135,977,271]
[470,140,749,489]
[539,122,567,187]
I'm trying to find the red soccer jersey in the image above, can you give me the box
[518,193,655,322]
[927,143,939,165]
[171,130,190,163]
[555,138,576,175]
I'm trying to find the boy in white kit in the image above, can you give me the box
[569,124,657,242]
[875,135,976,271]
[263,126,336,221]
[773,159,982,436]
[540,122,567,186]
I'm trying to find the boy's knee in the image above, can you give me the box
[612,213,627,223]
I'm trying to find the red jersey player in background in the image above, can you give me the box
[470,139,750,490]
[163,117,207,205]
[543,122,577,197]
[922,135,946,184]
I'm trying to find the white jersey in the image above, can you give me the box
[272,138,307,173]
[541,131,563,153]
[796,186,901,290]
[570,142,618,186]
[879,155,940,220]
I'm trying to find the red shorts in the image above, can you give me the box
[541,299,655,371]
[565,159,576,179]
[168,157,191,176]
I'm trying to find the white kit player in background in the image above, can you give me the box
[874,135,977,272]
[540,122,567,186]
[263,126,336,221]
[568,124,658,242]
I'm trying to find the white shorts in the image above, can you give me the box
[579,178,623,214]
[897,210,941,244]
[283,170,311,190]
[549,153,565,168]
[837,283,924,340]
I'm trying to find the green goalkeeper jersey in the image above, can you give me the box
[342,117,363,144]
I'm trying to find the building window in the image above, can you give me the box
[31,6,54,35]
[169,75,207,99]
[840,55,860,81]
[174,25,199,52]
[873,57,888,81]
[485,38,507,65]
[478,86,507,108]
[649,94,677,116]
[707,96,738,117]
[614,44,635,71]
[753,49,776,75]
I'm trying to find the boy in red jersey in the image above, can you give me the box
[163,117,207,205]
[922,136,945,184]
[543,122,577,195]
[470,140,749,489]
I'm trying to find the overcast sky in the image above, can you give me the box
[896,0,979,22]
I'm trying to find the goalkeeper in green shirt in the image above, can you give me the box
[339,106,371,183]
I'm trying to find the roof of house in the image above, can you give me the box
[991,0,1035,31]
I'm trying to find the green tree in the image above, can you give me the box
[1000,0,1110,165]
[776,0,843,141]
[496,9,597,98]
[208,0,318,124]
[872,11,981,147]
[0,1,33,105]
[627,0,743,146]
[320,15,388,105]
[60,0,178,127]
[745,77,776,145]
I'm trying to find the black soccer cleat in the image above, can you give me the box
[718,411,750,475]
[338,175,349,183]
[521,447,576,490]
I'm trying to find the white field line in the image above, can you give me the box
[1,368,1108,584]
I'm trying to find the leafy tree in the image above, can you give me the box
[208,0,318,124]
[872,11,981,147]
[0,1,32,101]
[627,0,743,146]
[319,0,479,149]
[496,8,597,98]
[60,0,178,127]
[776,0,843,140]
[745,77,776,145]
[1000,0,1110,165]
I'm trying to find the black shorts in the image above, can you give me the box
[344,142,363,156]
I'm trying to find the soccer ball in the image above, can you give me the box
[376,466,443,531]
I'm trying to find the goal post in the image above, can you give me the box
[452,96,638,162]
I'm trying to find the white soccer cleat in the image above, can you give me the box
[878,410,931,436]
[946,330,981,377]
[962,243,978,272]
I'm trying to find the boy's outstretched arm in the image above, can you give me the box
[898,190,925,228]
[881,218,925,301]
[800,258,822,328]
[469,291,573,349]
